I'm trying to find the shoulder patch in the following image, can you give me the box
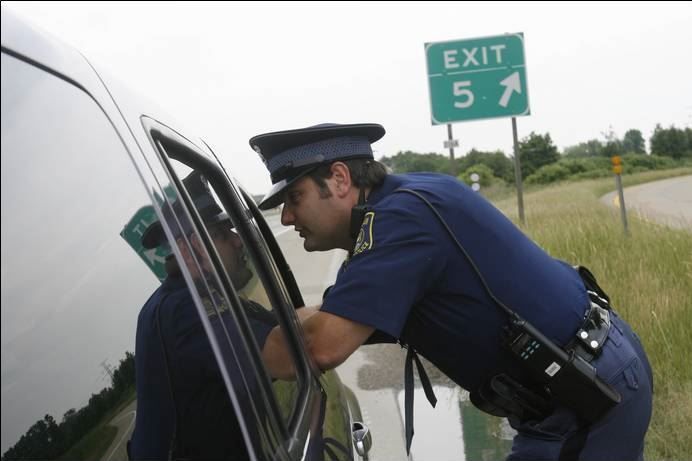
[353,211,375,256]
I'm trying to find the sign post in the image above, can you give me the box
[612,156,629,236]
[512,117,526,224]
[445,124,458,175]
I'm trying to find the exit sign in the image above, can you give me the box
[425,33,530,124]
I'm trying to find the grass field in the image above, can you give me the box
[493,169,692,460]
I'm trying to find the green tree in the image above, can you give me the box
[518,132,559,177]
[459,163,496,187]
[379,150,450,173]
[2,351,136,461]
[111,351,135,393]
[650,124,691,159]
[622,129,646,154]
[600,126,623,157]
[457,149,513,183]
[563,139,604,157]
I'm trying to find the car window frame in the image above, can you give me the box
[201,141,306,311]
[141,117,320,458]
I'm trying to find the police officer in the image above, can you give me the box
[253,123,653,461]
[130,171,276,461]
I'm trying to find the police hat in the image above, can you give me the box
[141,171,231,249]
[250,123,385,210]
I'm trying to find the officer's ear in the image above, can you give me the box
[330,161,352,197]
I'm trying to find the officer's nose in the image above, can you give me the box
[281,204,295,226]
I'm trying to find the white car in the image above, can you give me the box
[1,8,370,461]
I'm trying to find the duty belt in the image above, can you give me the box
[470,290,617,423]
[403,291,613,453]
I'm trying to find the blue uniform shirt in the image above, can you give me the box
[322,173,588,391]
[131,274,274,460]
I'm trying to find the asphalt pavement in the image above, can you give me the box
[600,175,692,231]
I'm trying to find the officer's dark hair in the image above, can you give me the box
[308,158,388,197]
[165,255,181,276]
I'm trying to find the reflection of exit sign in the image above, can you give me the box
[120,206,168,281]
[120,186,177,281]
[425,33,530,124]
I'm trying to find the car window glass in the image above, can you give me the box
[1,53,156,460]
[161,153,303,431]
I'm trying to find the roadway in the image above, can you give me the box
[600,175,692,231]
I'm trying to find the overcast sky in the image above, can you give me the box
[4,1,691,195]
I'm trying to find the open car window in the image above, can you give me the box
[143,120,312,455]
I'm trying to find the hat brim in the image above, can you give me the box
[141,212,231,249]
[258,167,315,211]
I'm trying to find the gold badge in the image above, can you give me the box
[353,211,375,256]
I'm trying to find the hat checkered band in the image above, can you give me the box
[266,136,373,176]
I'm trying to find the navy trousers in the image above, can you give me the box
[507,312,653,461]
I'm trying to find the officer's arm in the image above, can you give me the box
[302,310,374,371]
[262,326,297,380]
[261,306,320,380]
[262,308,373,379]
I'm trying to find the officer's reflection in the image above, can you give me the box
[129,172,275,461]
[190,220,253,291]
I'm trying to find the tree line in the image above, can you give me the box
[380,124,692,186]
[2,352,135,461]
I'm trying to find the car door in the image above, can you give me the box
[1,19,166,460]
[2,9,366,460]
[138,117,361,461]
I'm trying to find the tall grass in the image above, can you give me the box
[494,170,692,460]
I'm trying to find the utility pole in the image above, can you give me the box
[100,360,115,382]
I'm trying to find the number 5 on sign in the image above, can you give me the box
[453,81,473,109]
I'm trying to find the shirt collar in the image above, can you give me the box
[365,174,406,206]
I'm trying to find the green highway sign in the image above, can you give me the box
[425,33,530,124]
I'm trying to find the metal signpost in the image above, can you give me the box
[612,155,629,236]
[425,33,530,223]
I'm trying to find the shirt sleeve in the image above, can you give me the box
[321,195,447,338]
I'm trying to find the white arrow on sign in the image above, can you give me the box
[143,248,167,266]
[498,72,521,108]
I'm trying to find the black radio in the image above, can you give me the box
[505,317,621,422]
